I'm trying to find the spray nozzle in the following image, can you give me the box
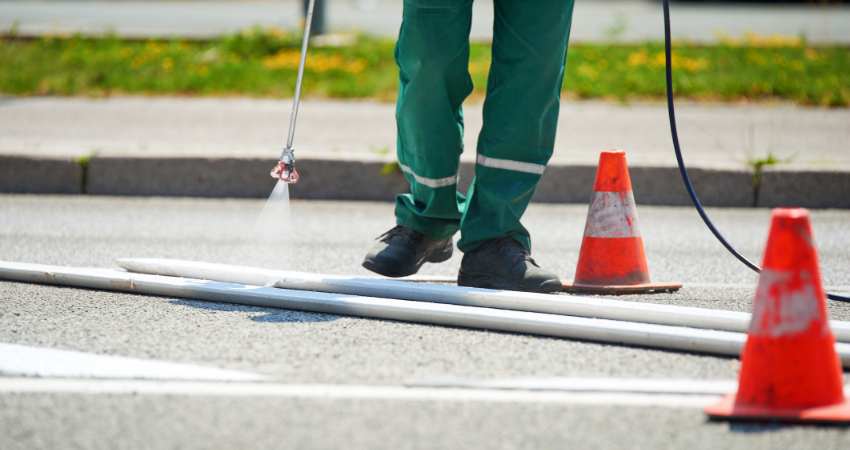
[270,148,300,184]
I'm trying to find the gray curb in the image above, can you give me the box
[759,169,850,209]
[87,158,276,198]
[0,155,83,194]
[2,155,848,209]
[85,157,410,200]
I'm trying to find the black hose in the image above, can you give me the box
[661,0,849,302]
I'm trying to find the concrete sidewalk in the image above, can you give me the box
[2,0,850,44]
[2,96,849,207]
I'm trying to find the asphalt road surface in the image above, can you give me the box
[2,195,850,449]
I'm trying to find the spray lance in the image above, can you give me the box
[270,0,318,184]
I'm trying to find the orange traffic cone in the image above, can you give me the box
[563,151,681,294]
[705,208,850,423]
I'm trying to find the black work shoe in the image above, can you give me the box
[362,225,454,278]
[458,237,562,293]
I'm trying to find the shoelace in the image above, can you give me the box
[377,225,420,244]
[493,237,539,268]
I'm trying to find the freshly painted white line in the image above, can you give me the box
[410,377,739,395]
[115,258,850,343]
[684,282,756,289]
[0,377,720,408]
[392,280,850,292]
[395,274,457,283]
[686,282,850,292]
[0,343,265,382]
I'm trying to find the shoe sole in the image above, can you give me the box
[457,270,563,294]
[362,242,453,278]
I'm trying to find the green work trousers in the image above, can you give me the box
[394,0,575,252]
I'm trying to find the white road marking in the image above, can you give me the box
[632,282,850,292]
[409,377,739,395]
[0,377,721,408]
[0,343,265,382]
[387,279,850,292]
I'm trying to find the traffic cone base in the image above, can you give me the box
[566,151,680,295]
[706,394,850,424]
[562,280,682,295]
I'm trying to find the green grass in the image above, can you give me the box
[1,29,848,106]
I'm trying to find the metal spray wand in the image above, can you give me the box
[270,0,317,184]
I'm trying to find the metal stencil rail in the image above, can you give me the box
[2,260,850,367]
[116,258,850,343]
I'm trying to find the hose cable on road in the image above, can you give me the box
[661,0,849,302]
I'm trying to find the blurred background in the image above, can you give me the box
[1,0,848,174]
[1,0,848,105]
[1,0,849,42]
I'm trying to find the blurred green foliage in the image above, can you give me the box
[0,28,848,106]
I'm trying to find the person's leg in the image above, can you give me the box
[458,0,575,252]
[363,0,473,278]
[394,0,474,240]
